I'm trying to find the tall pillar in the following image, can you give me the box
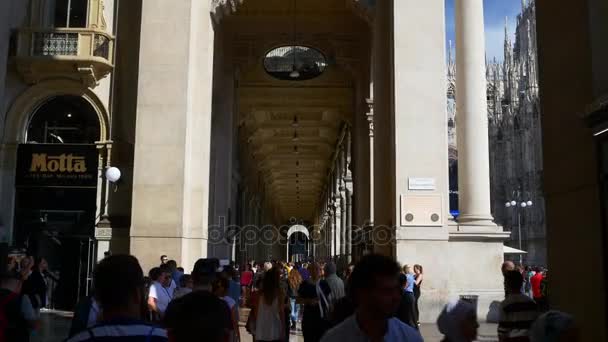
[334,195,342,258]
[345,188,353,263]
[455,0,494,225]
[344,130,354,264]
[209,27,236,259]
[130,0,215,272]
[339,148,347,260]
[370,0,396,256]
[366,100,375,227]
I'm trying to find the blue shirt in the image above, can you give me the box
[405,274,415,293]
[320,314,423,342]
[172,270,184,287]
[227,280,241,320]
[298,267,311,281]
[66,318,168,342]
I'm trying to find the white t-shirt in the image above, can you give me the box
[321,314,423,342]
[149,281,173,314]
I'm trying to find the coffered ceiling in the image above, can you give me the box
[238,70,353,222]
[230,0,366,223]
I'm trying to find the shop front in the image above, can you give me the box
[12,95,101,310]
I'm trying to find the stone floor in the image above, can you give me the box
[36,309,498,342]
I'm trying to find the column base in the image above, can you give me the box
[398,222,509,323]
[456,214,496,227]
[450,221,510,241]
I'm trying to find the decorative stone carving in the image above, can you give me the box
[77,66,98,87]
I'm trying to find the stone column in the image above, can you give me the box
[339,192,346,257]
[344,130,353,263]
[326,213,332,258]
[209,26,236,260]
[455,0,494,225]
[130,0,215,271]
[366,100,375,227]
[334,174,343,259]
[345,188,353,263]
[339,148,347,260]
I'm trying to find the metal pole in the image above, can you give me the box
[66,0,72,27]
[518,211,522,265]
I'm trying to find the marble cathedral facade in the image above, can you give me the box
[448,1,546,266]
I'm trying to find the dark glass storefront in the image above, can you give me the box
[13,96,100,310]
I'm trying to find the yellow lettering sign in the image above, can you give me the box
[29,153,48,172]
[29,153,88,173]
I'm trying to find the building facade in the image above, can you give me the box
[0,0,508,320]
[448,0,546,266]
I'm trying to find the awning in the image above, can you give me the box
[503,245,527,254]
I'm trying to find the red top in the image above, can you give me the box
[531,273,543,298]
[241,270,253,286]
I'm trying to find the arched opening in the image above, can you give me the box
[209,0,371,263]
[286,224,310,262]
[26,95,101,144]
[13,95,101,310]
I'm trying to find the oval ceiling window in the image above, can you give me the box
[264,46,327,81]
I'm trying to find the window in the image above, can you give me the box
[27,96,100,144]
[263,46,327,81]
[54,0,88,28]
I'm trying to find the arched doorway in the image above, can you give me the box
[286,225,310,262]
[14,95,101,310]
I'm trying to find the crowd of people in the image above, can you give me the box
[501,261,549,312]
[496,261,575,342]
[0,255,55,341]
[0,252,577,342]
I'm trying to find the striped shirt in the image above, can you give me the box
[498,293,540,341]
[67,318,168,342]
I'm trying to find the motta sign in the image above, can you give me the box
[29,154,88,173]
[16,144,98,188]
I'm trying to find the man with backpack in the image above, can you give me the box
[0,270,38,342]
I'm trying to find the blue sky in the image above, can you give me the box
[445,0,524,61]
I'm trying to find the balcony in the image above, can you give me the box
[12,28,114,87]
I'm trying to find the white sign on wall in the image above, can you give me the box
[408,177,436,191]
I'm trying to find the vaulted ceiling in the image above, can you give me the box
[238,72,353,222]
[230,0,366,223]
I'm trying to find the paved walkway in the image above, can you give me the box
[35,309,498,342]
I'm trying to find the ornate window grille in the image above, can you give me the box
[33,32,78,56]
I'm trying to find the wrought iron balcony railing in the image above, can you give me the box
[12,28,114,87]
